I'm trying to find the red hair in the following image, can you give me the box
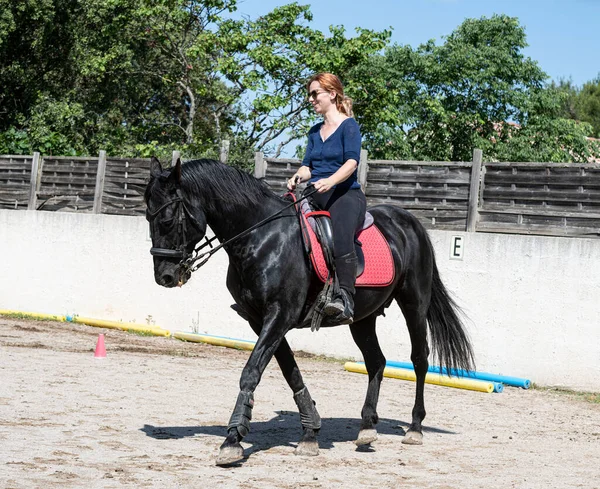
[306,72,353,116]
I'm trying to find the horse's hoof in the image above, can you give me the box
[355,429,378,446]
[215,444,244,466]
[294,440,319,456]
[402,430,423,445]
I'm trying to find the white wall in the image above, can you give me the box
[1,209,599,391]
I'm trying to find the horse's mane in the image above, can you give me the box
[181,159,283,214]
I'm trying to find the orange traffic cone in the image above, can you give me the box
[94,334,106,358]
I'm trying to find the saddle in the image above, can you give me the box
[297,198,395,288]
[292,194,395,331]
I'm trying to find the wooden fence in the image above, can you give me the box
[0,152,152,215]
[256,149,600,237]
[2,149,599,237]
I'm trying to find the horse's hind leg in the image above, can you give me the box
[396,294,430,445]
[350,314,386,446]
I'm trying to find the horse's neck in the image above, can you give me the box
[203,194,284,243]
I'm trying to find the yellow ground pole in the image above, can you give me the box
[174,331,255,351]
[72,316,171,337]
[344,362,495,394]
[0,309,67,322]
[0,310,170,337]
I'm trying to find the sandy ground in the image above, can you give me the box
[0,317,599,489]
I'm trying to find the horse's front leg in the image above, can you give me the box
[216,392,253,465]
[216,307,319,465]
[254,319,321,456]
[288,368,321,456]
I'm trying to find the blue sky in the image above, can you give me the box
[233,0,600,86]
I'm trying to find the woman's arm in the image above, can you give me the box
[312,159,357,193]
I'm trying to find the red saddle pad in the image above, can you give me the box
[302,213,395,287]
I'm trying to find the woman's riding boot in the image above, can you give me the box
[324,251,357,324]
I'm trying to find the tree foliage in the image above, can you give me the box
[360,14,597,163]
[555,77,600,138]
[216,3,390,158]
[0,5,597,165]
[0,0,389,165]
[0,0,245,157]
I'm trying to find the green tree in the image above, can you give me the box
[363,14,596,162]
[216,3,390,157]
[576,78,600,138]
[0,0,83,153]
[0,0,390,164]
[555,77,600,138]
[494,87,595,162]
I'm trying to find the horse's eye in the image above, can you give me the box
[158,217,175,232]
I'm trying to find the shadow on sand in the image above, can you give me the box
[141,411,457,463]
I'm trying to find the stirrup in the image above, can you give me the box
[328,309,354,325]
[310,277,335,332]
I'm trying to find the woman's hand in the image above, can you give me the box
[287,174,301,190]
[314,178,334,193]
[287,166,311,190]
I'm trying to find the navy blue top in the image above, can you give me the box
[301,118,361,190]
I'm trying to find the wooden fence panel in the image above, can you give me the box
[0,155,33,210]
[102,157,151,216]
[263,157,301,194]
[478,162,600,236]
[1,151,599,238]
[35,157,98,212]
[366,160,472,230]
[261,156,475,231]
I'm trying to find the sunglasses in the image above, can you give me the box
[307,89,328,100]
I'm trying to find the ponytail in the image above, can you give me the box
[338,96,354,117]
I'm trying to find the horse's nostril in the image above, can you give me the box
[161,273,175,287]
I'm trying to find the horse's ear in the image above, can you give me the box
[150,156,163,177]
[172,157,182,184]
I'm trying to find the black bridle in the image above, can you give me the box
[147,188,213,265]
[147,185,318,275]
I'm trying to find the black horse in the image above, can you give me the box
[145,157,474,466]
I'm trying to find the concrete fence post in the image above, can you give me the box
[254,152,266,179]
[358,149,369,189]
[27,152,43,210]
[219,140,230,164]
[93,150,107,214]
[466,148,483,232]
[171,150,181,167]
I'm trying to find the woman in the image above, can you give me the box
[287,72,366,324]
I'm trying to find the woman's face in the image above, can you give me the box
[308,81,335,114]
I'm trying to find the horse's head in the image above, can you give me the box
[145,157,207,287]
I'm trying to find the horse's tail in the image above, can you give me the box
[427,242,475,375]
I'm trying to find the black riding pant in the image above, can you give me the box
[308,186,367,258]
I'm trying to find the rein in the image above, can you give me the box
[148,185,319,275]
